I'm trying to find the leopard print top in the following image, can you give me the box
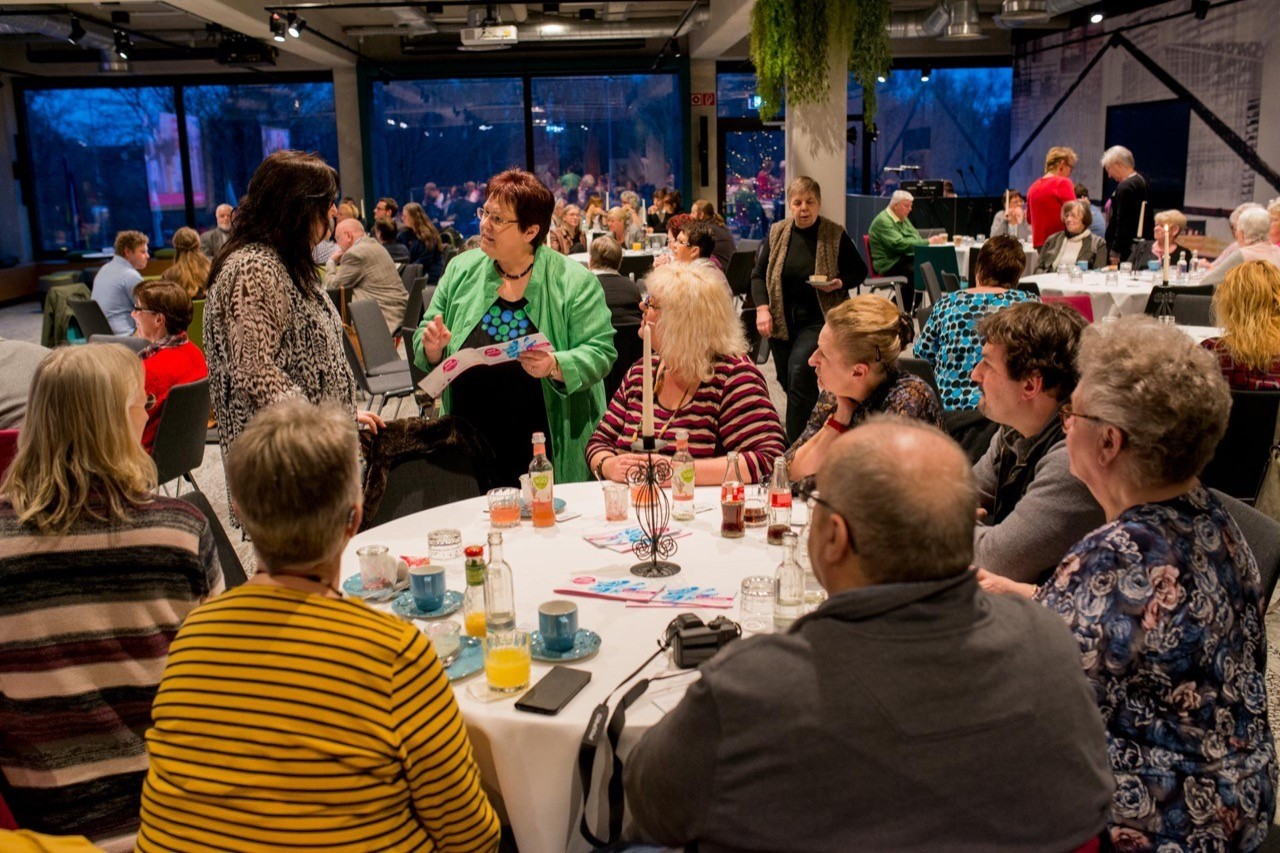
[205,243,357,457]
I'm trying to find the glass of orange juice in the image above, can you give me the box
[487,487,520,528]
[483,631,531,693]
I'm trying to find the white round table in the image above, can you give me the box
[340,482,796,853]
[1022,270,1165,318]
[567,248,656,266]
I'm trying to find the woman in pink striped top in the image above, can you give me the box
[586,263,787,484]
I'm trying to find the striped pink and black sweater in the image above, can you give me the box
[586,353,788,483]
[0,496,222,847]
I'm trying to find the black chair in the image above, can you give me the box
[152,378,210,489]
[178,490,248,589]
[400,263,423,292]
[1142,287,1214,325]
[349,298,412,381]
[67,298,114,339]
[920,262,943,307]
[359,417,494,528]
[89,334,148,353]
[1016,279,1041,297]
[422,283,437,312]
[618,254,655,282]
[897,356,941,400]
[399,276,428,335]
[606,322,644,402]
[736,239,761,255]
[1211,489,1280,610]
[1200,389,1280,505]
[343,328,412,411]
[941,271,961,293]
[724,249,757,298]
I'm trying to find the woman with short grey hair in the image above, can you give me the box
[1202,206,1280,285]
[980,316,1276,850]
[1035,200,1107,272]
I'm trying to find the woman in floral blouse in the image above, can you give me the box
[981,316,1276,850]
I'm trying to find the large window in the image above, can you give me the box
[20,79,337,256]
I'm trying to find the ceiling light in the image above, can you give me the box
[113,29,131,59]
[398,121,407,129]
[998,0,1048,21]
[541,22,567,34]
[876,74,886,83]
[269,13,287,42]
[387,118,396,125]
[286,13,306,38]
[67,16,86,45]
[920,66,931,82]
[1090,11,1104,23]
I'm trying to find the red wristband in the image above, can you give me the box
[824,416,849,434]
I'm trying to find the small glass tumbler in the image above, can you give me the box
[428,528,462,562]
[487,487,521,529]
[1119,262,1134,279]
[427,621,461,662]
[603,482,629,522]
[740,576,774,633]
[357,544,396,590]
[1104,271,1119,287]
[483,630,532,693]
[743,485,768,528]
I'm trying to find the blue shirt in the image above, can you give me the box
[915,289,1035,410]
[91,255,142,335]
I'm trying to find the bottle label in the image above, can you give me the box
[532,473,553,500]
[770,491,792,509]
[721,483,744,503]
[674,462,696,498]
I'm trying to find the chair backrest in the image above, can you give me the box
[940,271,961,293]
[361,417,492,528]
[862,234,878,277]
[618,254,655,281]
[1211,488,1280,609]
[1143,284,1215,316]
[399,276,427,333]
[151,378,210,485]
[920,261,943,305]
[188,299,206,351]
[400,263,423,291]
[79,265,104,285]
[89,334,149,353]
[67,298,114,339]
[724,249,756,297]
[1016,279,1041,296]
[177,490,248,589]
[1200,389,1280,504]
[606,322,644,402]
[0,429,18,481]
[422,284,437,312]
[737,238,760,254]
[912,244,960,296]
[401,331,428,393]
[1041,294,1094,323]
[1170,295,1214,326]
[866,277,911,312]
[897,356,941,399]
[349,298,404,373]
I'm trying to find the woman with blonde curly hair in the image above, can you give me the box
[397,201,444,280]
[1202,260,1280,389]
[0,344,222,847]
[586,263,787,484]
[980,317,1275,850]
[785,294,944,480]
[160,226,211,299]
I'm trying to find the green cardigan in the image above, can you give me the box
[868,207,926,275]
[412,246,617,482]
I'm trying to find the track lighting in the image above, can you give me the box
[269,12,287,42]
[286,12,306,38]
[67,15,86,45]
[920,66,931,82]
[113,29,131,59]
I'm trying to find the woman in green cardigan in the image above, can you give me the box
[413,169,616,485]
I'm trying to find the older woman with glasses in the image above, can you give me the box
[980,317,1276,850]
[131,279,208,454]
[1035,200,1108,272]
[786,295,944,481]
[415,169,616,486]
[585,263,786,484]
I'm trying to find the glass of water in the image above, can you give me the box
[739,576,774,633]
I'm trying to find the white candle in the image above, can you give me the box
[1162,224,1170,283]
[1137,200,1147,240]
[641,325,654,439]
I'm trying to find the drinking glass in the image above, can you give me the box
[1119,262,1134,279]
[1104,271,1119,287]
[603,482,629,521]
[483,631,532,693]
[743,485,768,528]
[356,544,396,590]
[739,576,774,633]
[487,488,521,528]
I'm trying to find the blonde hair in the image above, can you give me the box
[1213,261,1280,373]
[1,345,155,534]
[825,295,912,372]
[648,263,746,383]
[226,399,360,571]
[1044,146,1077,173]
[690,198,726,227]
[401,202,440,250]
[1154,209,1187,231]
[161,226,211,299]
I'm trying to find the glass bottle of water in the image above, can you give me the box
[773,532,804,633]
[670,429,696,521]
[484,531,515,635]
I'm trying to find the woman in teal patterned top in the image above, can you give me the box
[915,235,1037,410]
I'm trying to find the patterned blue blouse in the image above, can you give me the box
[914,289,1035,410]
[1035,487,1276,851]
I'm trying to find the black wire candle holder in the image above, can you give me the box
[1155,286,1176,322]
[627,436,680,577]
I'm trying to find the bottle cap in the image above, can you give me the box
[532,431,546,444]
[464,545,484,558]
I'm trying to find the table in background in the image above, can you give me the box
[567,248,656,266]
[1022,270,1159,318]
[954,240,1039,282]
[340,483,794,853]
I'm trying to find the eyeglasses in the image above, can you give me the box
[478,208,519,229]
[794,482,857,554]
[641,294,661,312]
[1058,403,1108,428]
[131,307,160,316]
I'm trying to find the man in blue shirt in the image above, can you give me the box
[91,231,149,335]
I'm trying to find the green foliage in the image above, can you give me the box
[749,0,892,129]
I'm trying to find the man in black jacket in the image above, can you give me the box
[624,417,1114,852]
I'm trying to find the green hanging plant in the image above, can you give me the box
[749,0,892,129]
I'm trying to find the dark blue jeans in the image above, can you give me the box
[769,323,822,444]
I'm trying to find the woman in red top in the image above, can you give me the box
[131,279,208,453]
[1026,146,1078,248]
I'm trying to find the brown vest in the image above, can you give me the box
[765,216,845,341]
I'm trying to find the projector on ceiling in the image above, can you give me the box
[460,24,518,48]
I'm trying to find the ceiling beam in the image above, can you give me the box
[689,0,751,60]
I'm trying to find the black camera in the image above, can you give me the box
[665,613,742,669]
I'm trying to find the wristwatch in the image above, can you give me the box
[593,455,609,481]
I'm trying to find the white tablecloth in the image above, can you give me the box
[951,242,1038,281]
[340,482,793,853]
[567,249,656,266]
[1022,270,1159,318]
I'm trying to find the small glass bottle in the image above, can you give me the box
[766,456,792,545]
[670,429,696,521]
[484,531,515,636]
[529,432,555,528]
[719,450,745,539]
[773,531,804,632]
[462,545,487,638]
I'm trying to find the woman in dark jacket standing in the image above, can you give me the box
[750,176,867,442]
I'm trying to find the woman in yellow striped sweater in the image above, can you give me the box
[137,399,499,852]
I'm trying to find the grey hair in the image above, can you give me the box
[1100,145,1135,169]
[890,190,914,206]
[821,416,976,583]
[1075,317,1230,488]
[1229,202,1262,227]
[1238,207,1272,245]
[1061,199,1092,229]
[588,235,622,271]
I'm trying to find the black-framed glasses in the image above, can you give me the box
[794,482,857,553]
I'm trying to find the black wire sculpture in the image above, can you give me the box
[627,437,680,577]
[1155,286,1176,322]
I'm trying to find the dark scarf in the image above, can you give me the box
[139,331,189,360]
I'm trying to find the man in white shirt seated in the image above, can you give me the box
[91,230,149,335]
